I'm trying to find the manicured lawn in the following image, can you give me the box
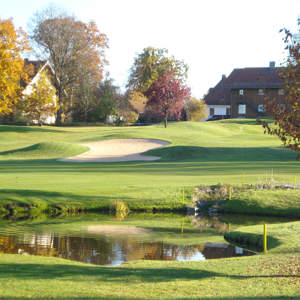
[220,189,300,218]
[0,119,300,299]
[225,220,300,254]
[0,252,299,299]
[0,119,299,211]
[0,212,299,299]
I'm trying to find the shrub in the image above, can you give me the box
[109,201,128,212]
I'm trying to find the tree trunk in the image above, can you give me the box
[56,108,62,124]
[165,114,167,128]
[84,106,88,122]
[55,90,63,124]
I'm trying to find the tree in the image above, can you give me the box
[184,96,208,121]
[18,69,58,124]
[128,91,147,109]
[28,3,109,124]
[126,47,188,93]
[0,18,32,115]
[258,19,300,157]
[92,79,118,122]
[143,69,191,127]
[126,91,147,116]
[71,72,96,123]
[115,91,143,124]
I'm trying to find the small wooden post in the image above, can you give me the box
[228,223,231,232]
[294,176,296,190]
[263,224,267,253]
[229,186,231,200]
[181,218,184,234]
[182,189,184,204]
[242,173,245,185]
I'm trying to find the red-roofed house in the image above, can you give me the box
[222,62,285,118]
[204,75,231,120]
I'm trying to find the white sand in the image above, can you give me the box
[58,138,170,162]
[87,225,150,237]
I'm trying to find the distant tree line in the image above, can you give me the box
[0,3,207,126]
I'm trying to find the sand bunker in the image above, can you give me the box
[87,225,150,237]
[58,139,170,162]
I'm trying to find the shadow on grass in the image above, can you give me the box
[0,147,298,176]
[0,146,298,166]
[0,125,65,133]
[224,231,282,252]
[220,199,300,219]
[0,189,131,209]
[147,146,298,162]
[0,261,298,283]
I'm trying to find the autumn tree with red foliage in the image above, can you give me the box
[258,19,300,158]
[143,69,191,128]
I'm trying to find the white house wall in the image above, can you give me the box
[22,65,57,125]
[205,105,230,121]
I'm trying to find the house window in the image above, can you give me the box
[238,104,246,114]
[278,89,284,95]
[277,104,285,109]
[210,108,214,116]
[258,89,265,95]
[258,105,266,112]
[239,90,244,95]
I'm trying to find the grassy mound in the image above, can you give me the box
[219,189,300,218]
[225,221,300,254]
[0,141,89,159]
[146,145,294,161]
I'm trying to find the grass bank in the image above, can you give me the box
[0,120,300,298]
[224,220,300,255]
[218,188,300,218]
[0,213,299,299]
[0,252,299,299]
[0,119,299,212]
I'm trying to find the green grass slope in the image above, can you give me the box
[0,141,90,159]
[220,189,300,218]
[0,119,299,210]
[0,252,299,299]
[225,221,300,254]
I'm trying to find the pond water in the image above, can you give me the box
[0,212,291,266]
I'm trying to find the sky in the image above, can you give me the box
[2,0,300,98]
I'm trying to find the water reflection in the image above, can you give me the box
[2,211,287,266]
[0,231,254,266]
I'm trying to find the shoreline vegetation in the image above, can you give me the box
[1,184,299,217]
[0,120,300,299]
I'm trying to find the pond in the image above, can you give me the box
[0,212,291,266]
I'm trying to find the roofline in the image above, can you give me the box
[221,82,284,89]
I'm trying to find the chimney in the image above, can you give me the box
[222,74,226,80]
[269,61,275,69]
[24,58,29,64]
